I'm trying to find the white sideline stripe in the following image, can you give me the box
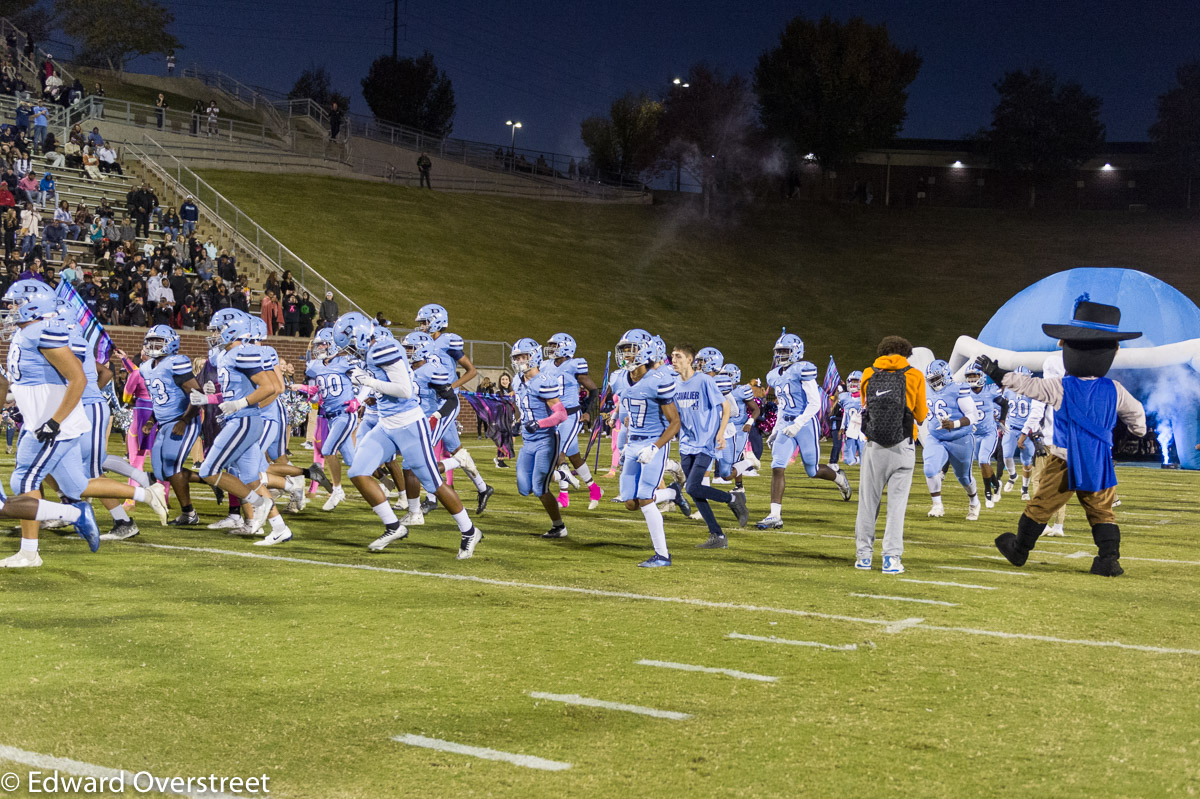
[726,632,858,651]
[900,578,997,590]
[133,544,1200,656]
[850,592,959,607]
[937,566,1033,577]
[529,691,690,720]
[392,734,570,772]
[636,659,778,682]
[0,744,242,797]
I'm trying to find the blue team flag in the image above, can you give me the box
[54,281,114,363]
[819,356,841,437]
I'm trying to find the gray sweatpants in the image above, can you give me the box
[854,439,915,559]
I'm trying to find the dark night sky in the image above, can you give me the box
[117,0,1200,157]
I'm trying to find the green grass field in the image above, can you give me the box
[2,435,1199,798]
[199,170,1200,376]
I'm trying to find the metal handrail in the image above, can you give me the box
[0,16,76,88]
[65,94,280,146]
[182,66,287,136]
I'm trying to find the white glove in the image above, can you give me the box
[783,421,803,438]
[431,410,442,421]
[202,380,215,394]
[767,425,780,446]
[189,389,210,406]
[218,397,248,415]
[636,444,659,465]
[724,422,737,439]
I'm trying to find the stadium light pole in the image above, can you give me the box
[506,120,522,171]
[670,79,689,190]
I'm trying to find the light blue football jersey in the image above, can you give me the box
[1004,389,1034,431]
[674,371,724,456]
[66,325,105,403]
[728,383,754,427]
[970,383,1003,435]
[366,340,422,418]
[7,318,71,387]
[768,360,818,421]
[430,332,465,378]
[412,358,453,417]
[546,356,588,411]
[215,344,265,420]
[515,369,564,442]
[140,354,195,424]
[306,356,356,415]
[620,367,677,438]
[928,381,976,442]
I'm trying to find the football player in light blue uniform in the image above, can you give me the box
[837,371,865,466]
[758,332,852,529]
[714,363,760,492]
[612,329,684,567]
[0,291,102,567]
[340,312,482,559]
[138,325,203,530]
[1001,366,1045,501]
[508,337,571,538]
[191,315,289,544]
[543,332,603,510]
[670,342,749,549]
[965,359,1007,508]
[922,359,982,520]
[245,318,308,514]
[306,327,359,511]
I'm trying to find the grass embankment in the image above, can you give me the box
[200,170,1200,376]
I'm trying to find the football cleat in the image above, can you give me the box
[306,463,332,492]
[101,520,141,540]
[322,486,345,511]
[399,510,425,526]
[167,511,198,527]
[730,491,749,528]
[494,458,509,469]
[146,483,169,526]
[476,485,494,515]
[541,524,568,539]
[985,499,996,509]
[285,476,308,512]
[1021,489,1031,501]
[72,501,101,552]
[557,491,570,508]
[966,503,981,521]
[556,466,581,489]
[695,533,728,549]
[587,483,603,510]
[1004,480,1016,493]
[834,468,853,501]
[671,482,692,517]
[882,555,905,574]
[456,527,483,560]
[254,526,293,546]
[420,498,438,514]
[208,514,243,529]
[637,554,672,568]
[0,549,42,568]
[368,524,409,551]
[247,498,273,535]
[756,515,783,530]
[927,503,945,518]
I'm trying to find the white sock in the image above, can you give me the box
[926,474,944,494]
[408,498,421,514]
[245,491,269,508]
[103,455,150,487]
[20,537,38,552]
[1004,459,1016,477]
[269,514,286,531]
[641,502,668,558]
[442,457,461,472]
[397,491,407,505]
[371,501,399,525]
[967,479,979,504]
[558,480,569,492]
[37,500,80,522]
[110,505,131,522]
[930,495,943,506]
[1022,476,1030,488]
[451,509,472,533]
[132,486,147,503]
[470,472,488,492]
[575,464,592,485]
[770,502,782,518]
[654,487,675,503]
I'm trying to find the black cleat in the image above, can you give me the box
[671,481,692,517]
[420,499,438,514]
[212,484,225,507]
[476,485,494,515]
[168,510,200,526]
[541,524,568,539]
[729,491,749,528]
[99,520,140,541]
[306,463,332,493]
[696,533,728,549]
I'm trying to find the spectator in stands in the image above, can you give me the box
[97,142,121,175]
[0,182,13,214]
[211,281,230,311]
[87,127,103,149]
[374,311,391,327]
[19,256,46,283]
[43,131,63,168]
[206,100,219,137]
[169,265,189,305]
[195,252,213,281]
[329,101,343,142]
[68,78,83,105]
[280,290,298,336]
[18,202,38,253]
[54,201,78,240]
[88,219,105,256]
[417,152,432,189]
[16,171,36,206]
[12,148,28,177]
[36,171,54,207]
[97,197,113,224]
[279,269,296,296]
[149,275,174,308]
[176,294,198,330]
[2,207,18,258]
[81,147,104,182]
[203,238,217,261]
[30,102,47,153]
[298,291,315,337]
[44,70,62,103]
[319,290,338,329]
[190,100,202,136]
[91,82,104,118]
[14,100,29,135]
[217,251,236,283]
[123,293,146,326]
[42,216,66,263]
[1,166,15,192]
[259,289,282,335]
[162,206,180,237]
[128,184,151,238]
[60,257,78,286]
[155,93,167,129]
[152,297,173,327]
[231,276,249,312]
[180,195,198,235]
[263,272,280,297]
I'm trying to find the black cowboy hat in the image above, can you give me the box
[1042,299,1141,343]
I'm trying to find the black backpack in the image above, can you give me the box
[861,367,913,447]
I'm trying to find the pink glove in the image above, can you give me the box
[347,398,360,414]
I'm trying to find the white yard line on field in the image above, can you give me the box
[726,632,859,651]
[636,659,779,682]
[528,691,691,720]
[132,544,1200,656]
[0,744,244,797]
[900,579,997,590]
[850,593,959,607]
[937,566,1033,577]
[391,734,571,772]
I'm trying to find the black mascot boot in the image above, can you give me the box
[995,514,1046,567]
[1090,522,1124,577]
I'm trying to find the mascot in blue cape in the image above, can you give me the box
[978,299,1147,577]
